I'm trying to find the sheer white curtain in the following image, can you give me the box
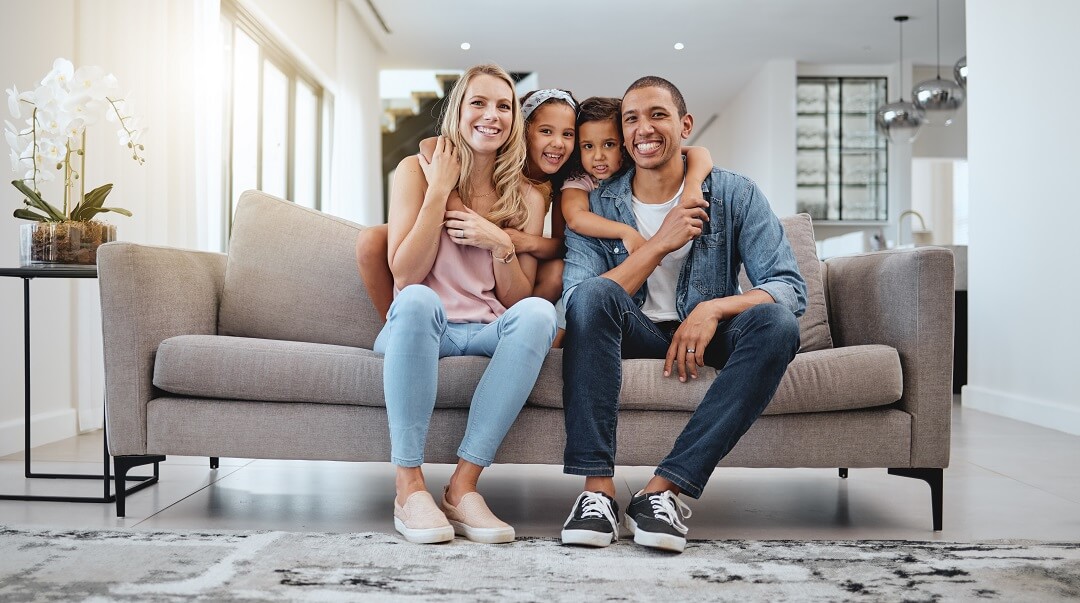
[74,0,221,431]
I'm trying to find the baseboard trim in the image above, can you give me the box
[962,385,1080,436]
[0,409,78,457]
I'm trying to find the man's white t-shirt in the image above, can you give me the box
[631,182,690,322]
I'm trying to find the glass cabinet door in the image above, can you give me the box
[796,77,887,221]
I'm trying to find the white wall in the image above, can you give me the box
[909,66,968,249]
[0,2,81,452]
[698,60,797,217]
[962,0,1080,434]
[910,159,955,246]
[0,0,383,454]
[243,0,338,87]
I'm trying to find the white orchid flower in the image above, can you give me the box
[28,146,56,180]
[7,57,145,214]
[5,121,34,160]
[71,66,108,100]
[61,93,104,126]
[10,148,25,172]
[39,139,64,165]
[4,121,25,152]
[35,108,64,137]
[116,127,142,147]
[62,117,86,142]
[31,84,61,115]
[41,58,74,88]
[6,86,20,119]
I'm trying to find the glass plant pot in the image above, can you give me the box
[19,221,117,266]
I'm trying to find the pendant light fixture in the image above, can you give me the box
[876,16,925,144]
[954,55,967,89]
[911,0,966,125]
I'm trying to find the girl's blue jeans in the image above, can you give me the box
[374,285,557,468]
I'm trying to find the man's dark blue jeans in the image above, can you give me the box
[562,277,800,499]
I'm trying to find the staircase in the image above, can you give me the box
[380,73,459,220]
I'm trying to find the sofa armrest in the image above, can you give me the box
[98,242,227,456]
[825,247,954,467]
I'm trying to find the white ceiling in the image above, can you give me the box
[352,0,966,116]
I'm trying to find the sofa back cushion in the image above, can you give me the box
[218,191,383,349]
[739,213,833,352]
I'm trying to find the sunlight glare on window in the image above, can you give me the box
[231,29,259,215]
[293,81,318,209]
[261,60,288,199]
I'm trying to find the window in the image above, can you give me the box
[796,77,888,221]
[220,1,328,244]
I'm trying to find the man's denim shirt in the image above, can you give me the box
[562,166,807,320]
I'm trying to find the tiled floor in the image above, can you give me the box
[3,399,1079,541]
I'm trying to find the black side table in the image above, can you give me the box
[0,265,158,503]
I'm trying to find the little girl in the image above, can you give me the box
[501,89,578,303]
[561,96,714,253]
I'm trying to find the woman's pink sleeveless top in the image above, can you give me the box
[407,229,506,324]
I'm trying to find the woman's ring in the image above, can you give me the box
[686,348,696,354]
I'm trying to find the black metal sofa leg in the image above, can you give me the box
[888,468,944,531]
[210,457,219,469]
[113,454,166,517]
[839,468,848,478]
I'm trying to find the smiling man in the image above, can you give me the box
[558,76,807,553]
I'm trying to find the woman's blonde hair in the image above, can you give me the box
[439,64,529,230]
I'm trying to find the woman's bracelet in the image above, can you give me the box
[493,246,515,264]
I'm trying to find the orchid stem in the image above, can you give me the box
[79,129,86,215]
[63,141,71,220]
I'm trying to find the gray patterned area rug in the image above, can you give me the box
[2,526,1079,602]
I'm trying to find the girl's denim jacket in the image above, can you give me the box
[562,166,807,320]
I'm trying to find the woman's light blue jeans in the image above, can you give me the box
[374,285,557,468]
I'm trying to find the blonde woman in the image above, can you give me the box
[375,64,556,544]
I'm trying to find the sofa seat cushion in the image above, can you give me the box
[155,335,490,409]
[527,345,902,415]
[155,337,900,416]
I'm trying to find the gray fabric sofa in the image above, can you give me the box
[99,191,954,526]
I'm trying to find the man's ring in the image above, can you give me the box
[686,348,696,354]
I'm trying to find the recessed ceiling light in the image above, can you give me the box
[674,42,685,50]
[460,42,471,50]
